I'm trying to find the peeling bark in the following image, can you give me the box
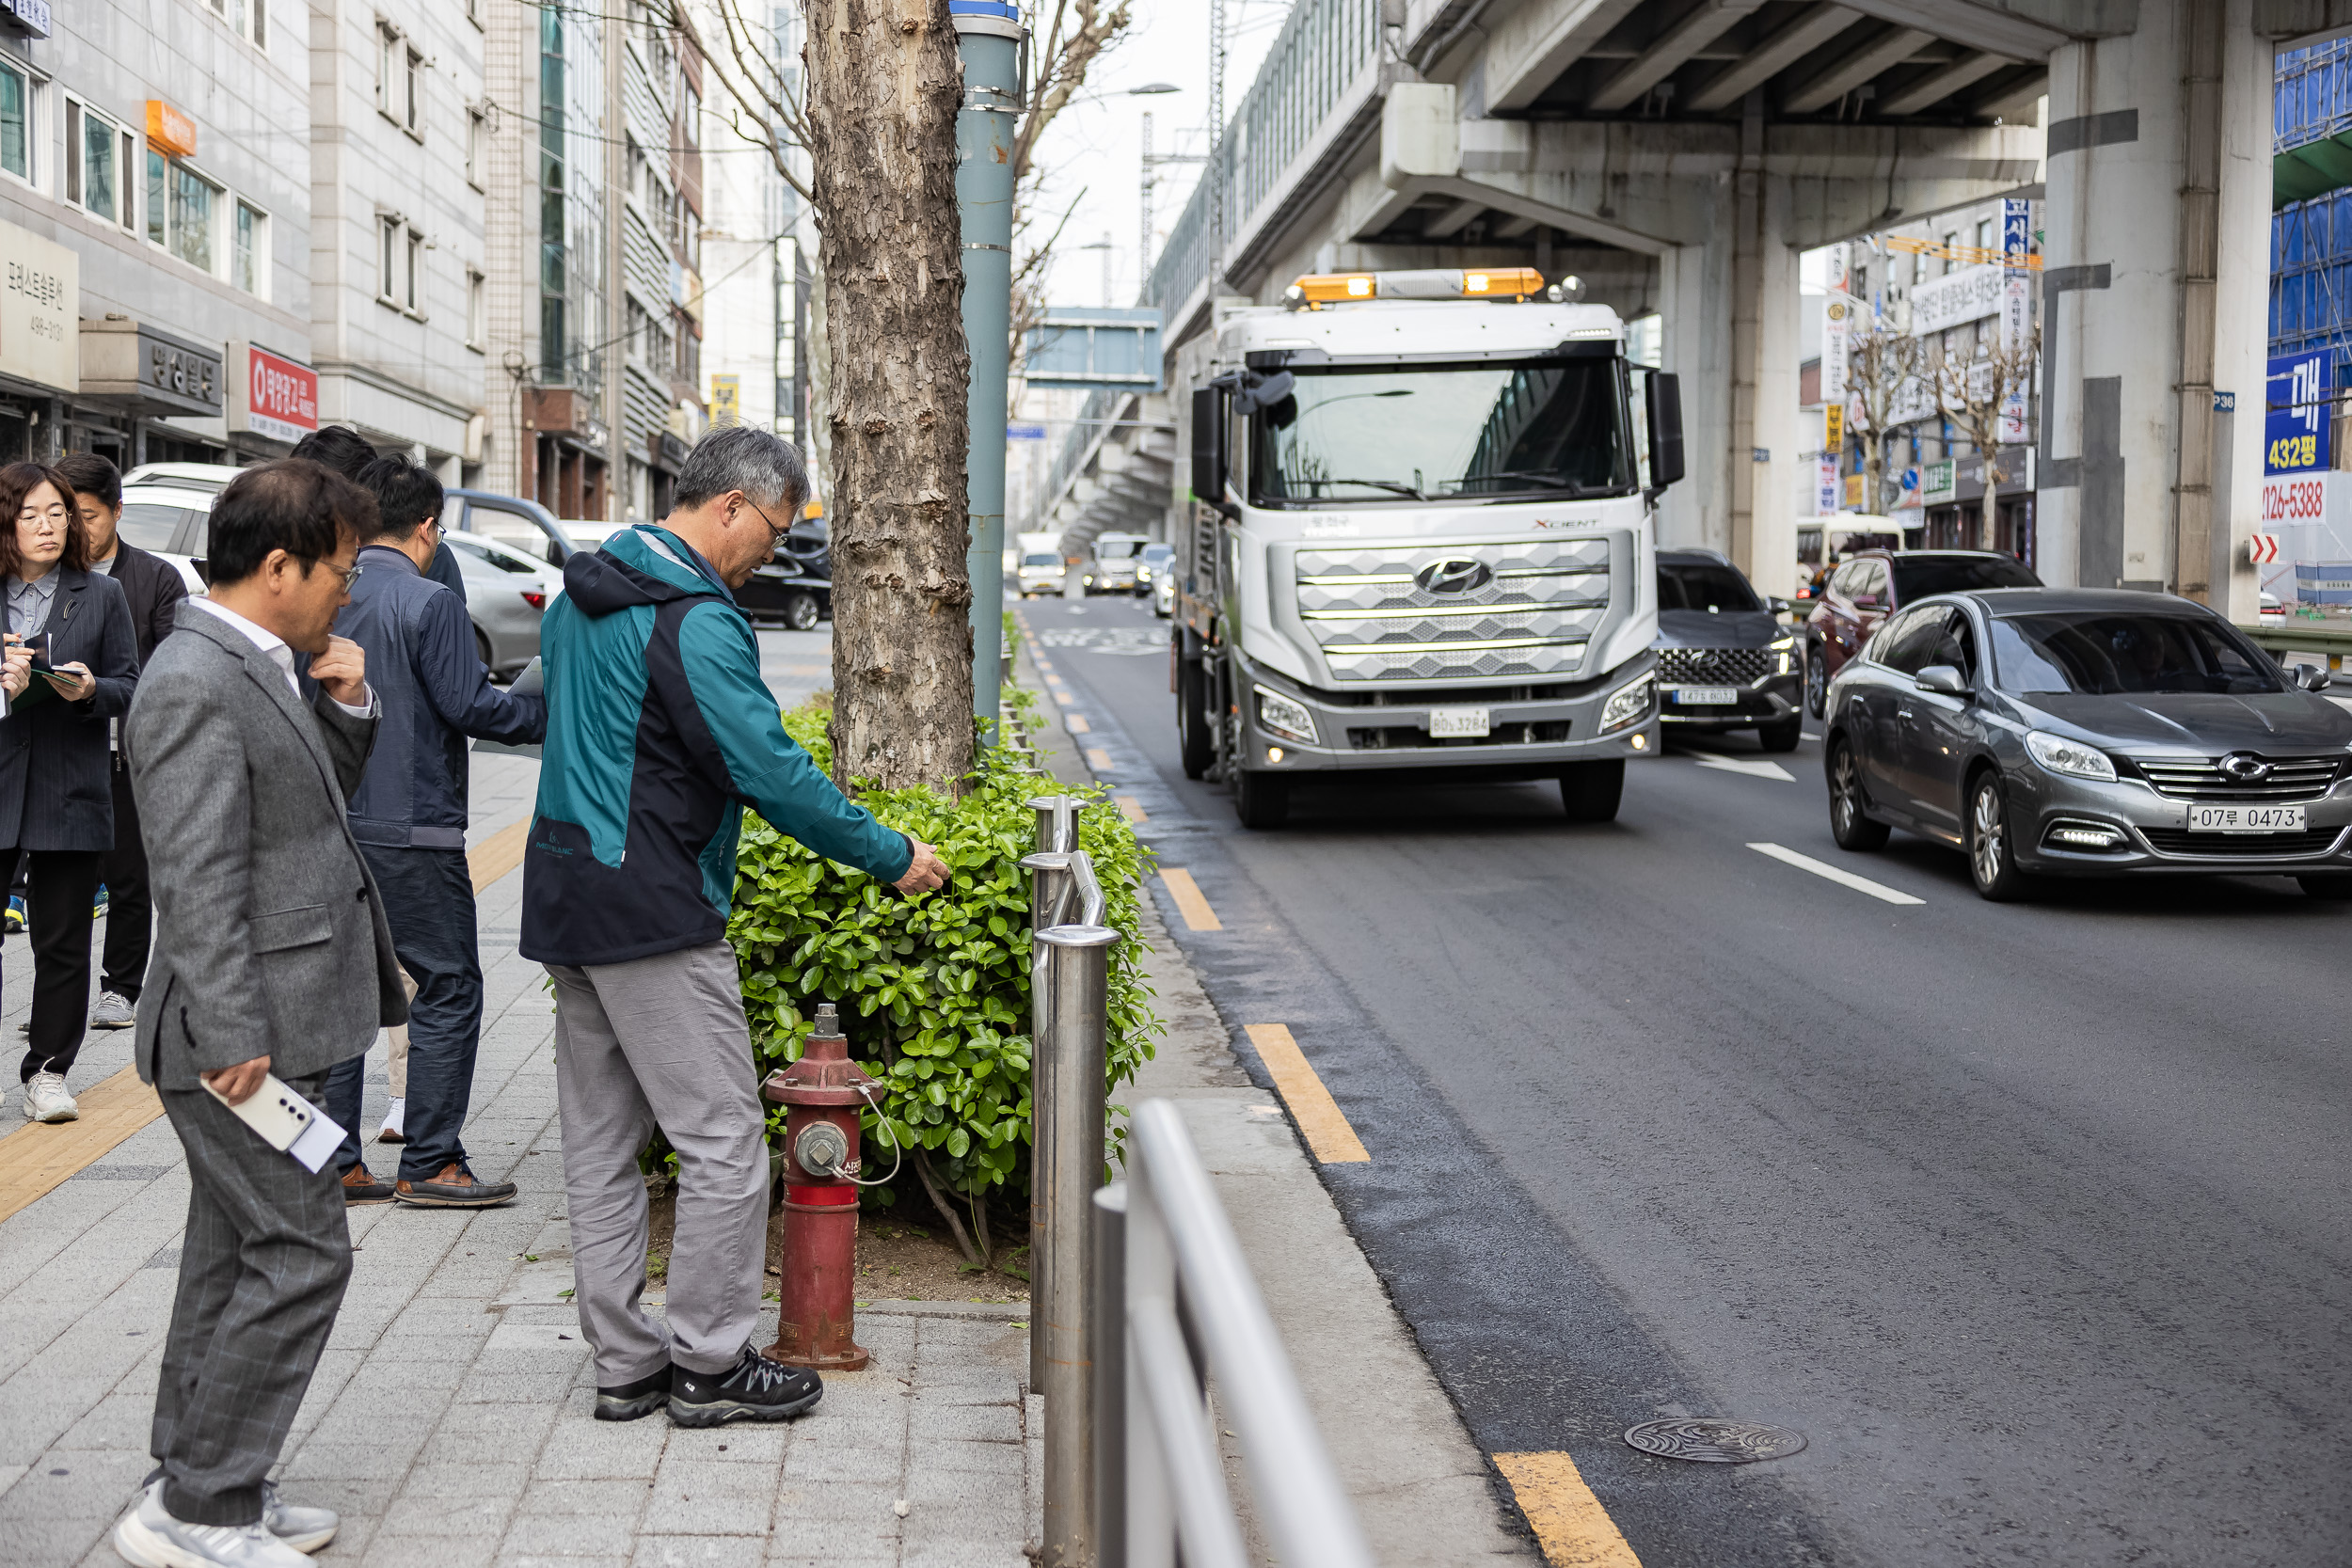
[807,0,974,793]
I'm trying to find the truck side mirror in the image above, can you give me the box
[1191,386,1230,515]
[1645,372,1685,489]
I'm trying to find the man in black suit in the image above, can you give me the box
[56,454,187,1034]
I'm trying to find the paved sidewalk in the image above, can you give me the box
[0,746,1042,1568]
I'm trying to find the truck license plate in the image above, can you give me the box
[2188,803,2306,833]
[1427,706,1490,738]
[1667,686,1739,706]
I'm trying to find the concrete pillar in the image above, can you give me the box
[2038,0,2271,612]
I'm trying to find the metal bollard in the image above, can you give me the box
[1092,1181,1130,1568]
[1036,914,1117,1568]
[1021,796,1078,1392]
[1031,794,1075,856]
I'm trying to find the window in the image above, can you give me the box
[1870,609,1947,675]
[627,297,650,359]
[405,48,422,135]
[467,268,485,348]
[405,229,422,310]
[233,201,264,296]
[1989,612,2281,696]
[147,151,224,276]
[467,107,485,187]
[68,103,135,227]
[1974,217,1994,254]
[681,84,699,150]
[379,216,399,299]
[211,0,266,46]
[0,58,27,184]
[1941,232,1959,275]
[378,25,398,116]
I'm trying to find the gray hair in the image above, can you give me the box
[674,423,810,515]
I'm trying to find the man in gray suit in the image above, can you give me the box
[114,461,407,1568]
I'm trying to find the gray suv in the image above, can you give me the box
[1822,587,2352,900]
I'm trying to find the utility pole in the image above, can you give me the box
[1139,112,1206,287]
[955,0,1025,727]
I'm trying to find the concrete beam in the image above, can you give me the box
[1878,49,2016,115]
[1424,198,1488,236]
[1588,0,1768,112]
[1840,0,2090,58]
[1780,25,1938,113]
[1493,212,1542,237]
[1486,0,1650,114]
[2258,0,2352,38]
[1688,5,1864,113]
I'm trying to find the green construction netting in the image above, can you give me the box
[2277,130,2352,209]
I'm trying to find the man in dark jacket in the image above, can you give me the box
[322,456,544,1208]
[56,453,187,1034]
[290,426,467,604]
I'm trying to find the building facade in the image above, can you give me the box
[608,2,704,525]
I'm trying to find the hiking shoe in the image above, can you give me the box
[376,1096,406,1143]
[341,1165,396,1205]
[24,1070,77,1123]
[596,1363,673,1422]
[90,990,136,1030]
[110,1481,313,1568]
[93,883,109,918]
[394,1163,516,1208]
[668,1344,823,1427]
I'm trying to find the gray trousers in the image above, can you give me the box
[150,1069,353,1526]
[548,942,769,1385]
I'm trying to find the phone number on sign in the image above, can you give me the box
[2262,481,2328,521]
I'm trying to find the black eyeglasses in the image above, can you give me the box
[740,496,792,546]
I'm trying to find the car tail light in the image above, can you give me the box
[521,590,547,610]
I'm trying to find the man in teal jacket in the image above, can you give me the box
[523,426,946,1428]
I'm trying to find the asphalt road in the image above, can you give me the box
[1020,593,2352,1568]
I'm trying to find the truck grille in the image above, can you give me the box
[2131,754,2344,801]
[1347,721,1572,750]
[2139,826,2347,857]
[1658,647,1772,686]
[1295,537,1612,684]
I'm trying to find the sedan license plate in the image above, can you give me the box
[1427,706,1490,738]
[1667,685,1740,706]
[2188,803,2307,833]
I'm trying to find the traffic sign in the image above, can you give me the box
[2249,533,2282,564]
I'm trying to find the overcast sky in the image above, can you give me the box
[1022,0,1288,309]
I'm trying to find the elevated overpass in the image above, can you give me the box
[1038,0,2352,615]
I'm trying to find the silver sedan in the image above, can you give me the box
[1822,587,2352,900]
[442,529,564,678]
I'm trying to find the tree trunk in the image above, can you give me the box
[806,0,975,793]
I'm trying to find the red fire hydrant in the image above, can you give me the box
[764,1002,876,1370]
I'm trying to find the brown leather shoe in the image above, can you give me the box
[342,1165,396,1204]
[392,1163,518,1209]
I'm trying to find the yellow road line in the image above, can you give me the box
[1243,1024,1369,1164]
[1494,1452,1643,1567]
[469,819,532,894]
[0,816,537,1227]
[1160,868,1222,931]
[1085,747,1114,771]
[1066,713,1091,734]
[1114,795,1147,824]
[0,1066,165,1226]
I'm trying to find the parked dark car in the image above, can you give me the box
[1654,548,1803,752]
[1820,586,2352,900]
[737,516,833,629]
[445,489,577,567]
[1804,549,2040,717]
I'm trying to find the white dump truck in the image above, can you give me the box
[1171,266,1683,828]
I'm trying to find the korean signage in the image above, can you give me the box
[2265,350,2328,474]
[1922,458,1957,506]
[1998,198,2032,445]
[1910,263,2006,337]
[228,343,317,445]
[0,218,76,391]
[1816,452,1839,515]
[1006,422,1047,441]
[146,101,197,158]
[708,373,739,421]
[1823,403,1843,452]
[0,0,51,38]
[1844,473,1864,510]
[1820,296,1851,405]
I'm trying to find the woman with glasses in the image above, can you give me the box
[0,462,140,1124]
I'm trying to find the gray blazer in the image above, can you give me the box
[126,604,408,1090]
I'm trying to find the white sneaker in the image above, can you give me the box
[90,990,137,1030]
[112,1481,315,1568]
[376,1096,405,1144]
[23,1070,77,1123]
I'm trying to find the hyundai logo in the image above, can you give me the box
[1415,559,1492,594]
[2217,752,2272,783]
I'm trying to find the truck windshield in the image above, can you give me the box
[1248,358,1633,506]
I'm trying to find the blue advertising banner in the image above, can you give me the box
[2266,350,2329,474]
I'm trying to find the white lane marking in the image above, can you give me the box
[1746,842,1927,906]
[1686,750,1796,782]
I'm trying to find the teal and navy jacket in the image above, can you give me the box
[519,524,913,967]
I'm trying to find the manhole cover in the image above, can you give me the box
[1624,1418,1806,1464]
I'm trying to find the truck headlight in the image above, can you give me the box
[1254,684,1317,744]
[1599,671,1655,734]
[2025,730,2116,782]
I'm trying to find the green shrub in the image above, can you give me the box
[725,700,1157,1227]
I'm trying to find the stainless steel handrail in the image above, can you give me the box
[1102,1101,1375,1568]
[1069,846,1106,928]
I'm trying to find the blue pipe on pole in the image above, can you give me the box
[955,0,1025,728]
